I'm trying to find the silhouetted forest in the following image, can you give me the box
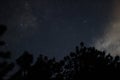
[0,25,120,80]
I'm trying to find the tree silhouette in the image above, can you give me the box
[0,24,14,80]
[0,24,120,80]
[6,42,120,80]
[0,24,7,46]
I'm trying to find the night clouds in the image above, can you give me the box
[95,0,120,56]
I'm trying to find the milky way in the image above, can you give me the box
[14,1,38,36]
[0,0,112,60]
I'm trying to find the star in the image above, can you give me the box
[83,20,88,24]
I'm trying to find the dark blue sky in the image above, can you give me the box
[0,0,113,60]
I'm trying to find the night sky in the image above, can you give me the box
[0,0,115,60]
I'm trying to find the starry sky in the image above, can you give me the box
[0,0,114,60]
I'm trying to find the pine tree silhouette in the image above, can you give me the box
[0,24,120,80]
[0,24,14,80]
